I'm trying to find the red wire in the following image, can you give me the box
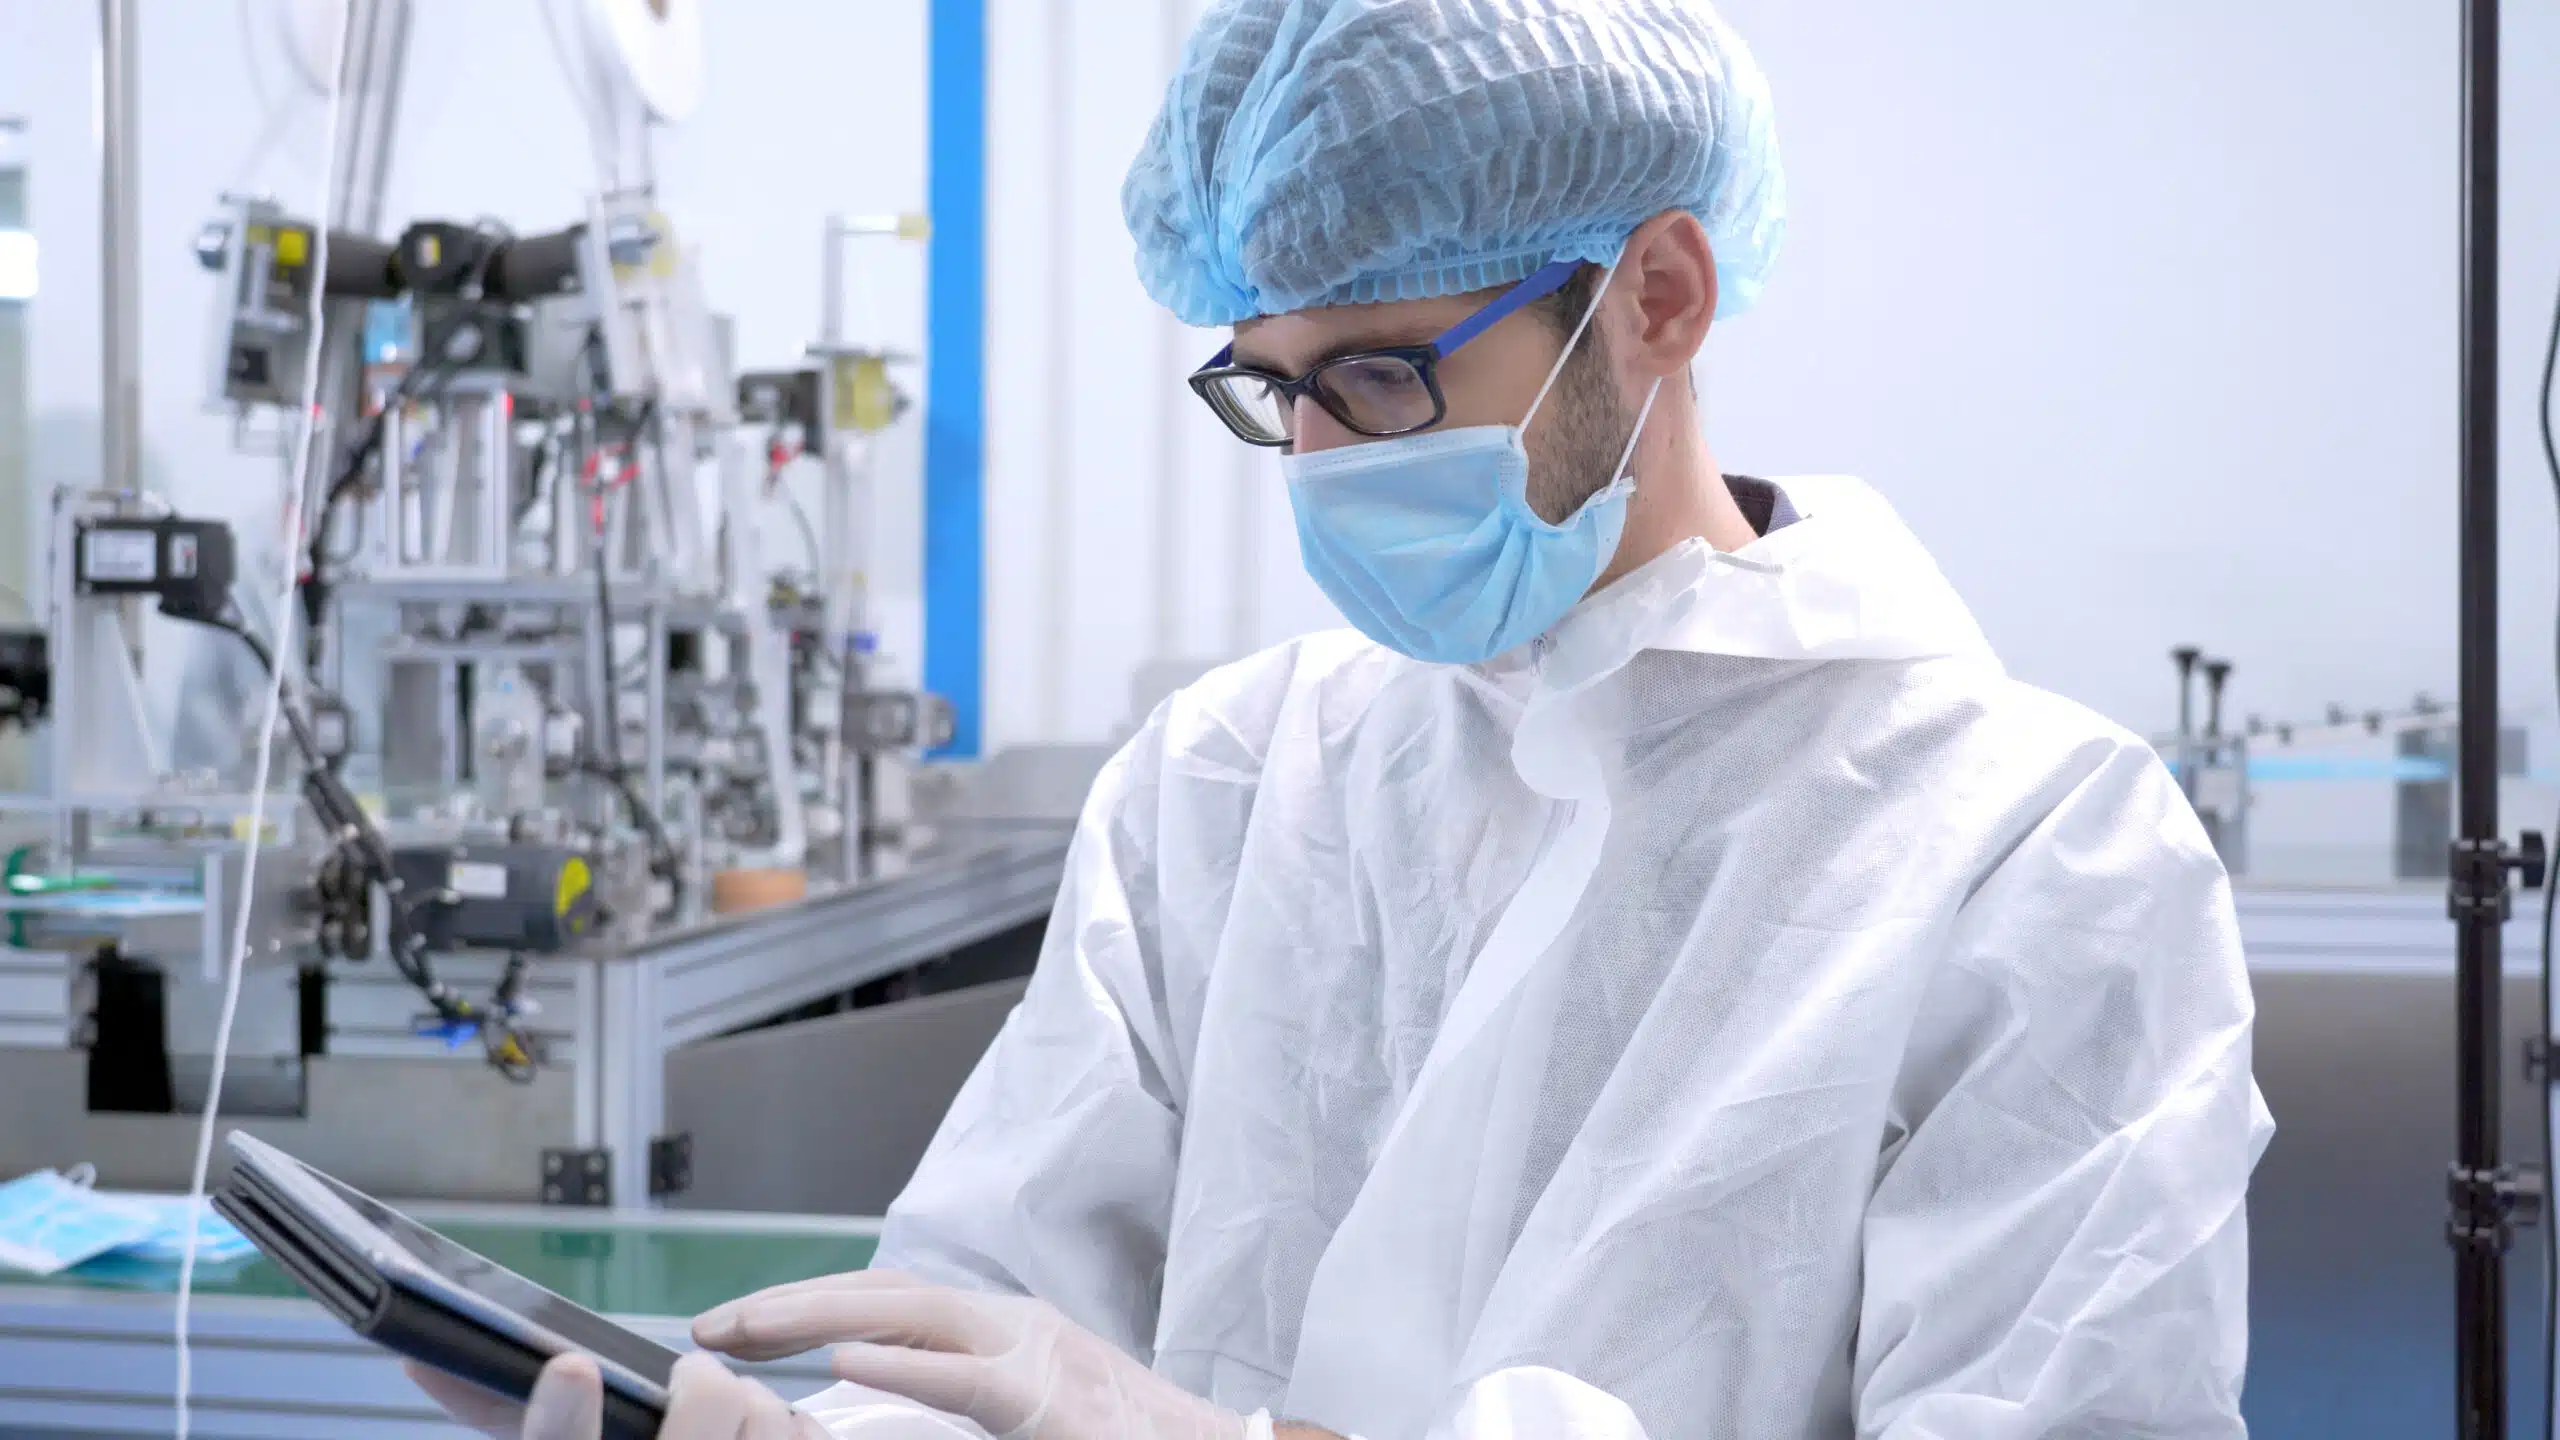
[581,444,640,534]
[763,438,801,494]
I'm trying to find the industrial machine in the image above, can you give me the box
[0,0,1072,1219]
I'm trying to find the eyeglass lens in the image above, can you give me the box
[1201,373,1294,444]
[1311,355,1436,436]
[1199,353,1438,445]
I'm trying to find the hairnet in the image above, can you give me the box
[1121,0,1787,328]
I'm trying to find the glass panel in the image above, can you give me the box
[7,1215,879,1318]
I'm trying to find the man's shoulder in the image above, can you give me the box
[1739,655,2197,878]
[1889,662,2220,884]
[1941,665,2154,766]
[1805,651,2147,771]
[1122,630,1411,774]
[1155,630,1415,729]
[1176,629,1398,707]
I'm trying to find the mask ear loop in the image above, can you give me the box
[1610,377,1667,487]
[1521,255,1625,431]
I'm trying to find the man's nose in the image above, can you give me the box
[1288,395,1358,456]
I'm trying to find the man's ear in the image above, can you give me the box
[1617,210,1718,381]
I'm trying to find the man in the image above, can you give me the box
[419,1,2271,1436]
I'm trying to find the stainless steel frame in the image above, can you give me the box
[0,826,1068,1208]
[0,1207,867,1438]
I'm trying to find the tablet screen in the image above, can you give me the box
[316,1171,682,1387]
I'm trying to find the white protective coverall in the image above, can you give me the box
[857,476,2274,1439]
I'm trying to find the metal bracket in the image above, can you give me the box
[847,689,956,755]
[2528,1035,2556,1085]
[2447,1163,2542,1251]
[648,1132,693,1199]
[541,1147,612,1207]
[2447,837,2518,922]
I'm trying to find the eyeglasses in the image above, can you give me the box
[1188,259,1582,448]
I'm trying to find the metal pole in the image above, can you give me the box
[2171,647,2200,797]
[338,0,415,237]
[2449,0,2508,1435]
[2172,646,2199,742]
[821,216,847,346]
[1038,0,1074,738]
[96,0,140,495]
[1149,0,1189,666]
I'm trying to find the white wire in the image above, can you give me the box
[224,95,303,197]
[536,0,622,187]
[171,13,352,1436]
[233,0,273,112]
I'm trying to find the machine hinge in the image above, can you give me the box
[541,1147,612,1207]
[649,1132,694,1199]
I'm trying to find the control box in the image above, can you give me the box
[390,844,601,955]
[74,517,237,620]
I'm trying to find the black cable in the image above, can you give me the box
[575,756,682,894]
[514,431,554,527]
[588,433,630,775]
[182,601,542,1078]
[298,361,456,668]
[576,385,685,911]
[2540,257,2560,1440]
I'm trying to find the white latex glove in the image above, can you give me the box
[691,1270,1258,1440]
[406,1349,826,1438]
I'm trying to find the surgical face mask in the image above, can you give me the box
[110,1193,257,1266]
[1280,264,1665,666]
[0,1166,163,1276]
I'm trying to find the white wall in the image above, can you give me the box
[982,0,1310,751]
[1711,0,2560,742]
[6,2,2560,792]
[0,0,933,732]
[984,0,2560,777]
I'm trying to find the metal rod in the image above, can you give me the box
[96,0,140,495]
[2451,0,2506,1434]
[1150,0,1189,666]
[1038,0,1074,737]
[821,216,847,346]
[2171,647,2201,797]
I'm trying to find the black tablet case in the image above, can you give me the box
[212,1159,668,1440]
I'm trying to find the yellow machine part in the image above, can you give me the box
[833,354,902,434]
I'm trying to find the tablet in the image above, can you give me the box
[213,1132,678,1439]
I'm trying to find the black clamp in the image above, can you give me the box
[2448,1163,2544,1252]
[2517,832,2551,891]
[2447,833,2548,922]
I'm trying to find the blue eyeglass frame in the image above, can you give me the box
[1188,259,1583,447]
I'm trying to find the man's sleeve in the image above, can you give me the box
[870,715,1191,1362]
[1854,738,2274,1439]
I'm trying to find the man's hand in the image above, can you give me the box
[692,1270,1250,1440]
[406,1349,824,1438]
